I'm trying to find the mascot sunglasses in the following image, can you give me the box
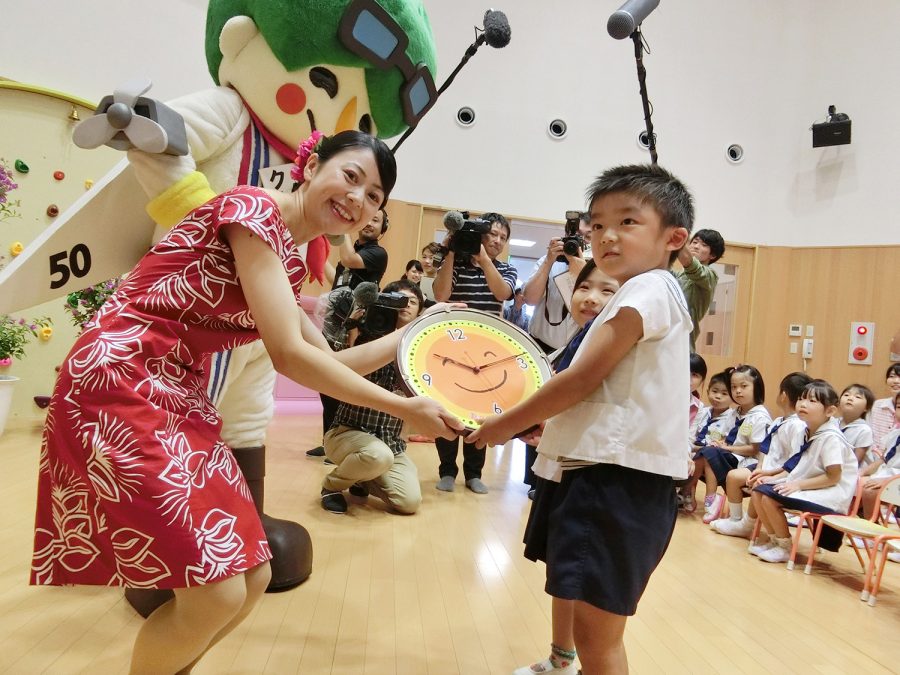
[339,0,437,127]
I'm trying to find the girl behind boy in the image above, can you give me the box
[838,384,875,464]
[711,371,811,537]
[751,380,859,563]
[693,365,771,523]
[515,258,618,675]
[471,164,693,675]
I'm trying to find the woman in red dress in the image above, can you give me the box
[31,131,463,673]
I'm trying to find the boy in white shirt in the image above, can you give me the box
[470,164,693,675]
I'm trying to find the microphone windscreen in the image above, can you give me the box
[607,0,660,39]
[443,210,465,232]
[352,282,379,307]
[483,10,511,48]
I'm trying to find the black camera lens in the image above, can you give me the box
[563,238,581,256]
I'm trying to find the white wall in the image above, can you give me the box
[2,0,898,246]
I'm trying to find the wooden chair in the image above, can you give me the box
[815,475,900,606]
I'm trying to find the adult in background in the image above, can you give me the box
[432,212,517,493]
[520,211,591,497]
[674,228,725,351]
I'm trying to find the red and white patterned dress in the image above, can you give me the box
[31,186,307,589]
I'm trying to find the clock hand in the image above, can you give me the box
[476,352,527,370]
[433,353,479,373]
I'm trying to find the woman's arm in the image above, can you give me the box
[225,223,462,437]
[468,306,644,448]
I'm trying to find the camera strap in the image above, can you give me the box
[543,276,569,326]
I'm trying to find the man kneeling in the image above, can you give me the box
[320,279,425,515]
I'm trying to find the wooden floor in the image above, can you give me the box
[1,411,898,674]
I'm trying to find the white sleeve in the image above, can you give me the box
[820,437,844,468]
[603,273,682,342]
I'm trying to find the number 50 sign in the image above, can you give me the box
[0,160,155,314]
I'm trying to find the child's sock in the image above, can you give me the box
[728,502,743,521]
[549,643,576,670]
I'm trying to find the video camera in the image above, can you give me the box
[433,210,493,266]
[557,210,587,262]
[329,282,409,340]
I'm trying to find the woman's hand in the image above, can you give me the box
[424,301,466,315]
[402,397,465,440]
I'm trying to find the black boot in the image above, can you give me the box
[231,446,313,592]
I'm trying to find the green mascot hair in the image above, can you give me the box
[206,0,437,139]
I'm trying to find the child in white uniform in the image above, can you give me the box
[838,383,875,464]
[682,371,734,512]
[694,365,771,523]
[751,380,859,563]
[712,371,810,537]
[471,164,693,675]
[859,392,900,522]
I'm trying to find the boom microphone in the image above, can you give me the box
[483,9,512,48]
[607,0,660,39]
[352,281,379,308]
[443,210,465,233]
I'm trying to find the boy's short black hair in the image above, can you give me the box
[780,371,813,407]
[690,353,708,380]
[585,164,694,264]
[585,164,694,232]
[691,228,725,263]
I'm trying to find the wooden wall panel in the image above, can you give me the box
[746,245,900,403]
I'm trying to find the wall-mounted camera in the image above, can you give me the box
[637,130,657,150]
[725,143,744,163]
[547,118,568,140]
[456,106,476,127]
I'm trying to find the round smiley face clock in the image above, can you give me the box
[396,308,553,429]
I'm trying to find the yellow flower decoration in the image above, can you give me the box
[40,326,53,340]
[10,241,23,256]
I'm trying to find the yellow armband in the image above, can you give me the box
[146,171,217,230]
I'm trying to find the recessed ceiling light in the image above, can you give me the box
[509,239,535,247]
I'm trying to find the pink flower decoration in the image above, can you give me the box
[291,131,325,183]
[0,357,11,367]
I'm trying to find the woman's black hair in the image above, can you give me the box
[725,364,765,404]
[841,383,875,417]
[780,371,813,407]
[690,353,708,380]
[800,379,839,408]
[572,258,597,289]
[405,259,423,273]
[886,363,900,380]
[316,131,397,205]
[383,278,425,316]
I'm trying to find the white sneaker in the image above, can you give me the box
[512,659,578,675]
[887,549,900,563]
[850,535,870,549]
[759,541,792,563]
[786,514,800,527]
[748,540,774,557]
[714,518,754,537]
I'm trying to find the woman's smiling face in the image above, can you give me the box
[303,148,384,236]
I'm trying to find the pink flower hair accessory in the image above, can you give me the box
[291,131,326,183]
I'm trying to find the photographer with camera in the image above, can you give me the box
[319,279,429,514]
[520,210,592,497]
[331,208,389,291]
[432,211,518,494]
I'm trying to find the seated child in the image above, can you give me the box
[694,365,771,523]
[678,353,708,507]
[681,371,734,512]
[838,383,875,464]
[750,380,859,563]
[859,392,900,520]
[711,371,811,537]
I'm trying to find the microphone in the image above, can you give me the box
[483,9,512,48]
[443,210,465,233]
[607,0,660,39]
[352,281,379,308]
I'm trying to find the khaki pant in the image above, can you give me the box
[323,426,422,514]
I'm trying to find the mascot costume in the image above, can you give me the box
[5,0,436,616]
[127,0,436,613]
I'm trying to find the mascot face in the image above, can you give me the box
[218,17,376,148]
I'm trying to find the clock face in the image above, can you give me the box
[396,309,552,429]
